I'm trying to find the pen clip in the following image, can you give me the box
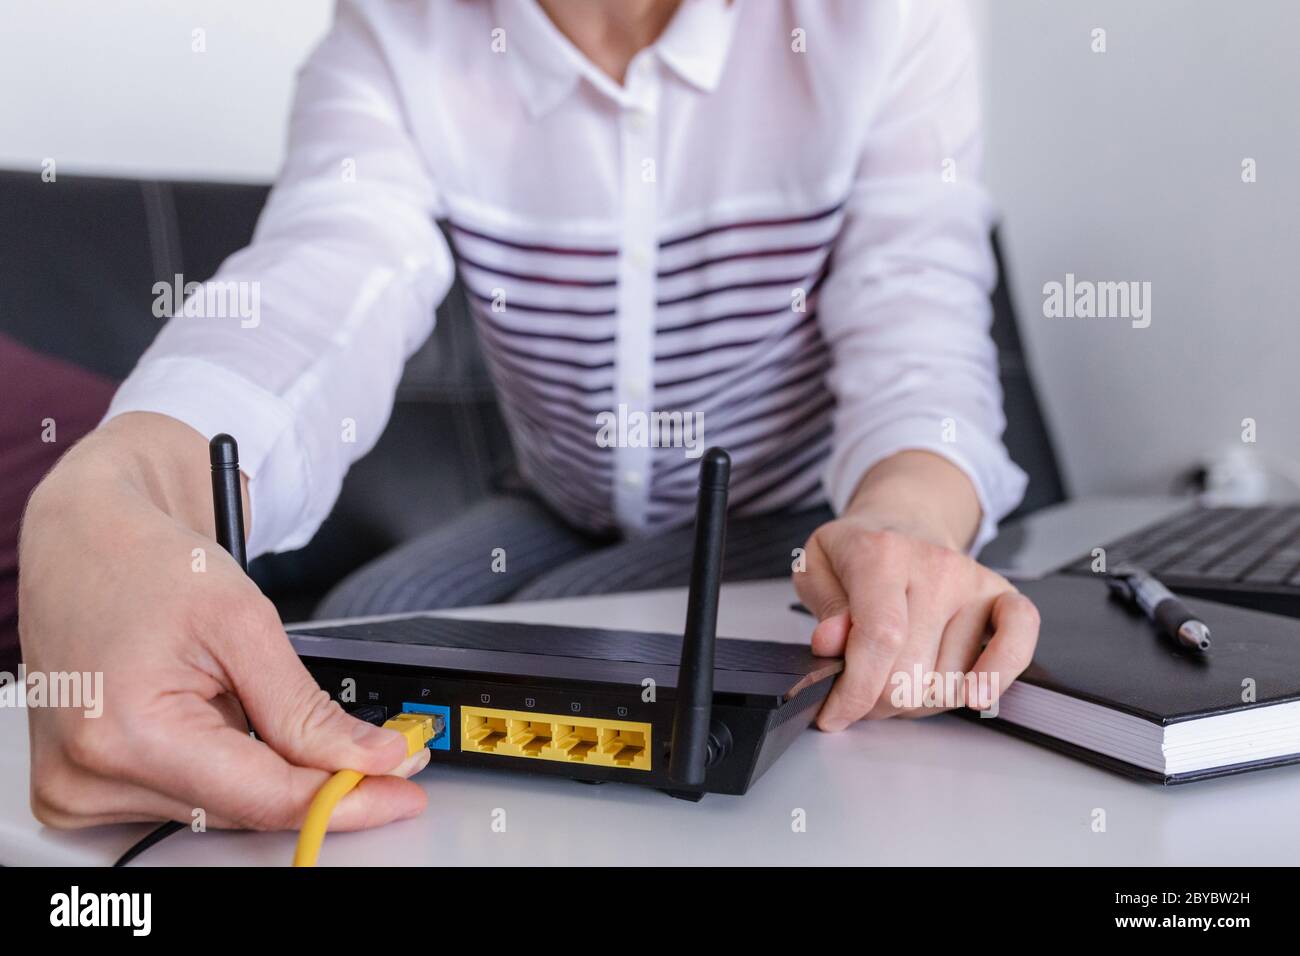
[1104,567,1138,603]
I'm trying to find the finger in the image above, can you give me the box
[128,694,426,831]
[817,560,910,732]
[932,597,994,674]
[968,591,1041,711]
[387,747,432,779]
[201,597,411,776]
[867,589,952,719]
[793,535,851,621]
[889,597,995,717]
[40,733,430,831]
[793,535,853,656]
[810,611,850,657]
[327,771,429,832]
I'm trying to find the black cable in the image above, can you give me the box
[112,820,184,867]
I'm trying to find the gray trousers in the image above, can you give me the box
[313,495,833,620]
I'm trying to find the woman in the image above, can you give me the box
[20,0,1038,833]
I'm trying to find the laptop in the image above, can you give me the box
[981,497,1300,618]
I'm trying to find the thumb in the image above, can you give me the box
[792,537,852,657]
[214,599,411,775]
[810,611,852,658]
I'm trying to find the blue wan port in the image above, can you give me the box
[402,702,451,751]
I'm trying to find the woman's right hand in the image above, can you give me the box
[18,412,429,831]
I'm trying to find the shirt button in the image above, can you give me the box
[628,381,647,402]
[623,470,642,488]
[628,246,649,269]
[628,111,648,133]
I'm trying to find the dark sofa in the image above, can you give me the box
[0,169,1065,659]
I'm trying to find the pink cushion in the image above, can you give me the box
[0,333,118,669]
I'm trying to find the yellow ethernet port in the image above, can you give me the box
[460,706,651,771]
[463,712,508,752]
[498,717,552,758]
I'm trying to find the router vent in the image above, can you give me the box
[299,616,826,677]
[771,680,830,729]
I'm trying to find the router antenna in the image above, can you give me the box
[669,447,730,787]
[209,434,248,572]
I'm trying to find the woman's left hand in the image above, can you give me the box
[793,451,1041,730]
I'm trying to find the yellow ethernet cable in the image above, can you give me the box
[292,712,437,867]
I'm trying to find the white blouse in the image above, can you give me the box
[107,0,1026,557]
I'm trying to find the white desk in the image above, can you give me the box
[3,578,1298,866]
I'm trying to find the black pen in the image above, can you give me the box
[1107,565,1211,652]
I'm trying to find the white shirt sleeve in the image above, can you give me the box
[816,0,1027,554]
[105,0,455,557]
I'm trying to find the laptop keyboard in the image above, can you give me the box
[1066,505,1300,587]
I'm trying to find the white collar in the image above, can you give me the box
[493,0,740,117]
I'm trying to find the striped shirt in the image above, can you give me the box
[452,201,840,534]
[107,0,1027,557]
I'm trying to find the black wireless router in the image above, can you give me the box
[213,439,841,800]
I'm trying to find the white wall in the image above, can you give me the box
[2,1,1296,498]
[0,0,331,181]
[978,0,1300,497]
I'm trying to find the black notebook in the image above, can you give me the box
[983,575,1300,783]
